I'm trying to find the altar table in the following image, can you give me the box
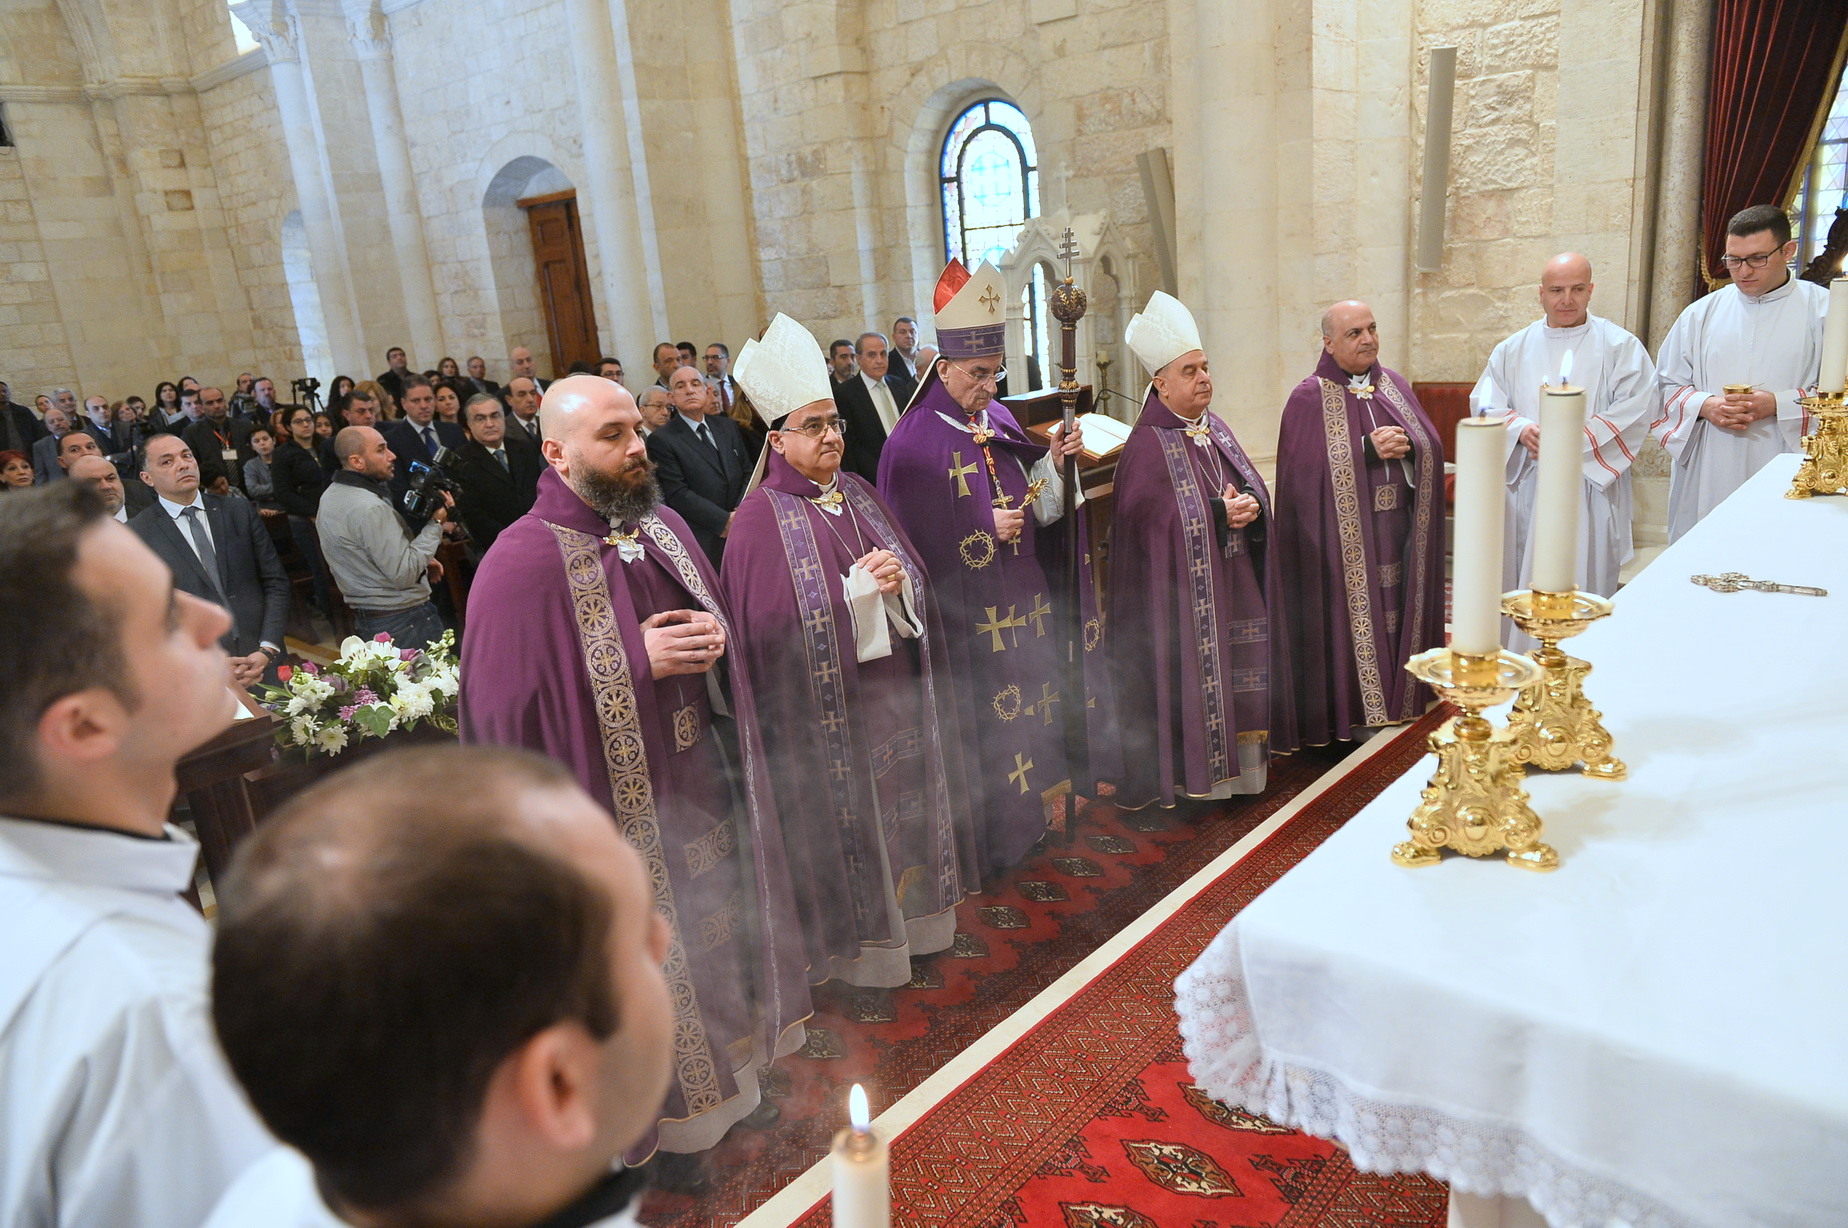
[1176,455,1848,1228]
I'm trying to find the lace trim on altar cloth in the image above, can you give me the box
[1174,924,1696,1228]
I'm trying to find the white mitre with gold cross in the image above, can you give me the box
[1125,290,1205,374]
[733,312,832,428]
[933,259,1009,360]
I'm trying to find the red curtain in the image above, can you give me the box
[1700,0,1848,287]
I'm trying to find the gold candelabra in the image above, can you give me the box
[1393,647,1558,872]
[1500,588,1625,780]
[1787,389,1848,499]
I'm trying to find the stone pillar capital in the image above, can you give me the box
[230,0,302,64]
[341,0,392,58]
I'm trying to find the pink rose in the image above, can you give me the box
[401,648,418,662]
[374,633,392,643]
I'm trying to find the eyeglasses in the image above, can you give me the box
[779,417,847,439]
[1718,248,1784,270]
[946,360,1006,387]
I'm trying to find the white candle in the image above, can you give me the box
[1532,351,1585,593]
[1451,416,1507,655]
[831,1084,889,1228]
[1820,275,1848,395]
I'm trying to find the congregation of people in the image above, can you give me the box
[0,201,1830,1228]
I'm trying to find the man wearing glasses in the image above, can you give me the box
[721,313,976,988]
[875,259,1116,875]
[1654,204,1828,540]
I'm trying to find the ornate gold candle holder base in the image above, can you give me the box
[1788,393,1848,499]
[1501,588,1626,781]
[1392,648,1557,872]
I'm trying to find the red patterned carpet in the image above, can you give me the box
[641,713,1447,1228]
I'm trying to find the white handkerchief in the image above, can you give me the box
[843,565,891,663]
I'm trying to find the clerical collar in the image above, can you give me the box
[1740,272,1795,304]
[1542,319,1592,338]
[1171,406,1215,446]
[0,815,199,898]
[1346,372,1376,400]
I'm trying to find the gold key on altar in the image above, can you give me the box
[1690,572,1828,597]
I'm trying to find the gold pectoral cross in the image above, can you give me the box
[604,525,645,564]
[809,489,844,513]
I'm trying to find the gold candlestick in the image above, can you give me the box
[1787,390,1848,499]
[1501,588,1625,781]
[1393,647,1557,872]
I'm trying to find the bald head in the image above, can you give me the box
[538,373,640,449]
[1538,252,1594,328]
[1320,300,1380,376]
[66,454,123,512]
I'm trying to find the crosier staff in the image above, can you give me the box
[1049,228,1089,845]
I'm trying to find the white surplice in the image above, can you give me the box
[0,817,272,1228]
[1470,314,1658,599]
[203,1149,645,1228]
[1652,274,1827,540]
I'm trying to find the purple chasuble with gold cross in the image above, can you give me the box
[720,450,977,987]
[875,375,1118,875]
[1274,352,1445,744]
[459,468,811,1153]
[1108,388,1298,808]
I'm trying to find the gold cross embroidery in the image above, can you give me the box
[1008,752,1034,793]
[1026,593,1053,636]
[979,285,1002,315]
[1038,682,1061,725]
[948,451,977,498]
[975,604,1027,652]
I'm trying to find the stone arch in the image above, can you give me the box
[889,44,1049,316]
[478,147,584,369]
[280,210,333,383]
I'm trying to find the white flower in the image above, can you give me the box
[390,683,434,722]
[289,716,318,746]
[338,636,367,660]
[313,724,348,754]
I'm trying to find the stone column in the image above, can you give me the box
[342,0,443,365]
[230,0,367,374]
[560,0,666,364]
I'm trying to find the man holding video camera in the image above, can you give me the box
[382,375,466,500]
[317,425,451,649]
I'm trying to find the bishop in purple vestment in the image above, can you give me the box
[1110,293,1297,808]
[875,261,1117,874]
[720,314,977,987]
[459,377,810,1156]
[1274,300,1445,744]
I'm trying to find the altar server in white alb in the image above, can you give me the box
[1471,253,1657,598]
[1653,204,1827,540]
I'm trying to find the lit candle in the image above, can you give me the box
[1820,275,1848,395]
[1531,351,1585,594]
[831,1084,889,1228]
[1451,414,1507,655]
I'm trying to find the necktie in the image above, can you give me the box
[719,381,731,414]
[422,426,436,456]
[495,448,509,471]
[180,506,226,599]
[696,422,719,458]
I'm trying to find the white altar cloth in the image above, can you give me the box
[1176,455,1848,1228]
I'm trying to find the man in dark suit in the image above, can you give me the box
[131,433,289,688]
[450,393,542,553]
[182,386,255,493]
[0,380,45,453]
[509,345,551,393]
[889,315,922,404]
[834,332,905,482]
[645,364,756,564]
[31,409,77,484]
[381,375,466,497]
[464,355,504,403]
[376,346,412,407]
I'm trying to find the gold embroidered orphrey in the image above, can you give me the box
[546,521,723,1114]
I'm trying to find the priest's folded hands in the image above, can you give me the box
[1699,389,1775,432]
[1221,485,1262,528]
[855,547,905,594]
[642,608,726,675]
[1368,424,1411,459]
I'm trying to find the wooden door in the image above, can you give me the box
[520,191,599,376]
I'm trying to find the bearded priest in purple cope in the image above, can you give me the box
[876,260,1117,873]
[719,313,977,988]
[459,375,810,1156]
[1274,299,1445,744]
[1109,292,1297,808]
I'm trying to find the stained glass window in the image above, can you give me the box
[1791,77,1848,271]
[940,99,1039,268]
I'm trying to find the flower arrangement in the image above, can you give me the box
[259,630,460,756]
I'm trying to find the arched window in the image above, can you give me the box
[939,99,1039,268]
[1791,80,1848,273]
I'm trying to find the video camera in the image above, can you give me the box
[402,445,463,525]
